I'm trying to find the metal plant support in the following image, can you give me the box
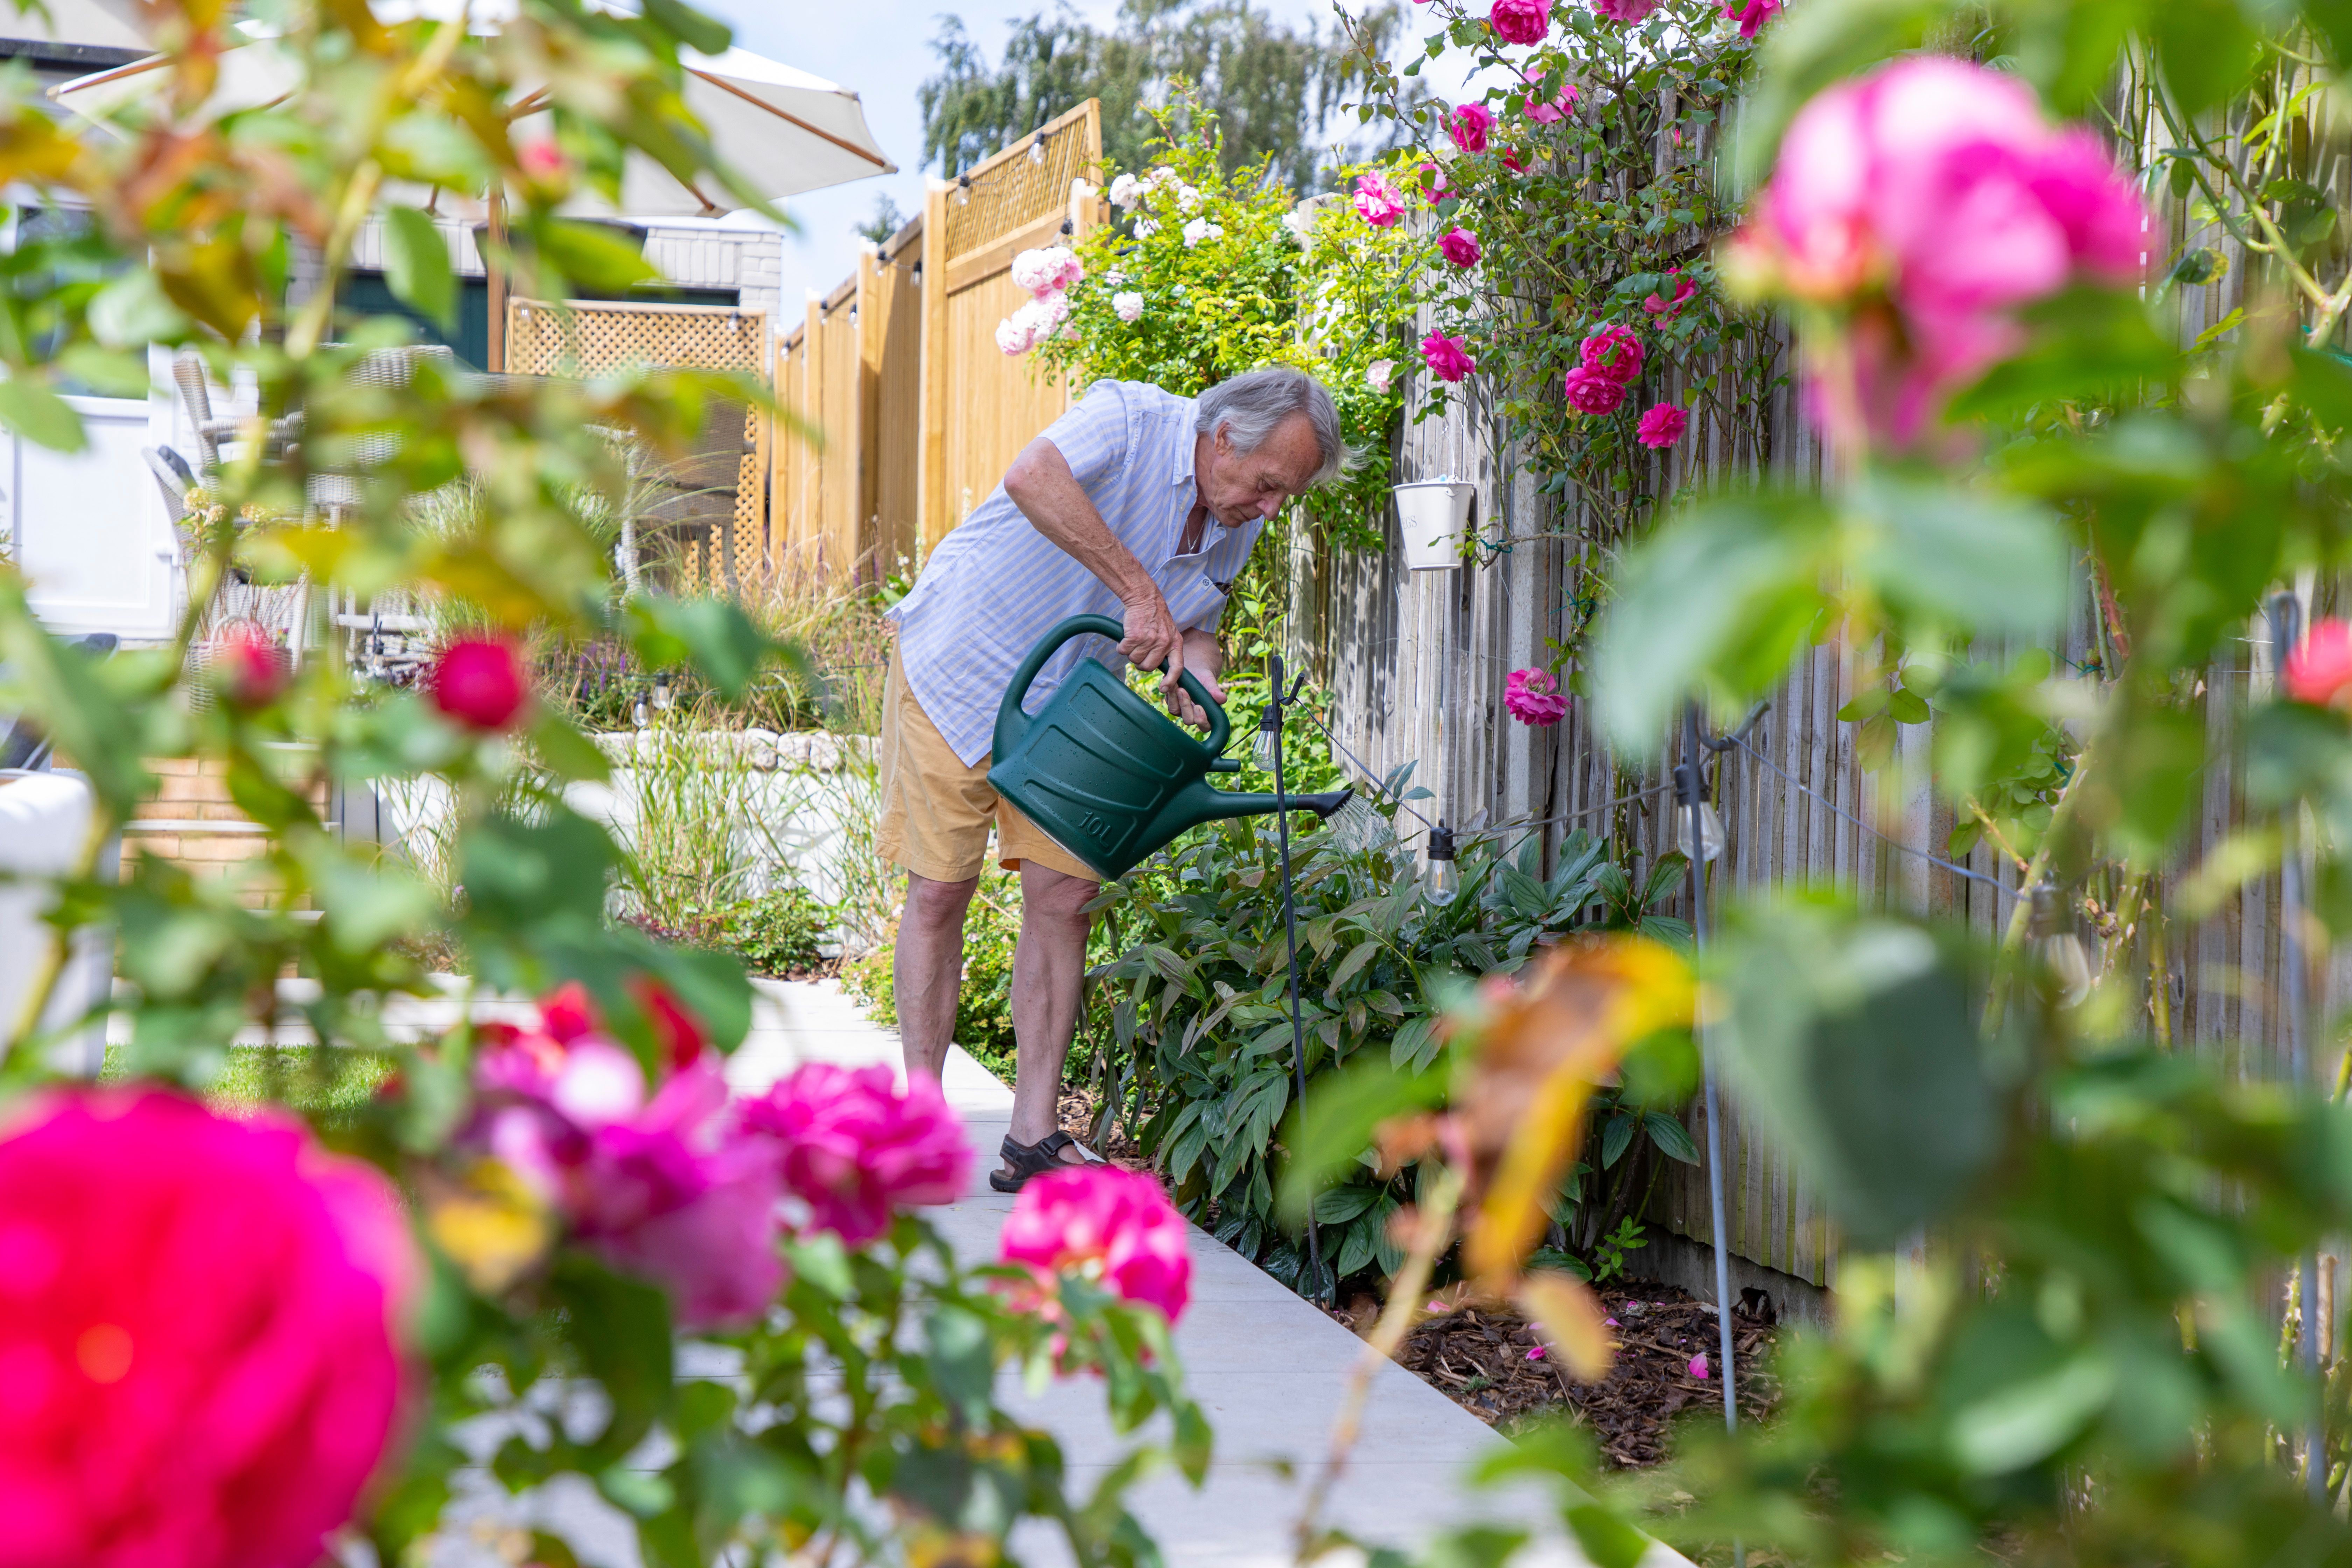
[1266,651,1328,1301]
[2269,592,2324,1503]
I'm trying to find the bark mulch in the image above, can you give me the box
[1374,1281,1783,1468]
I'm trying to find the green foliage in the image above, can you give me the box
[1097,804,1687,1290]
[707,886,833,977]
[918,0,1424,190]
[1031,112,1426,551]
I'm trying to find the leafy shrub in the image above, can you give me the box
[1096,802,1693,1292]
[712,885,833,976]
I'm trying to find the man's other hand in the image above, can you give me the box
[1119,589,1184,700]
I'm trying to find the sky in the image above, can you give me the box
[705,1,1436,315]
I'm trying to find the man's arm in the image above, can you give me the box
[1002,435,1206,718]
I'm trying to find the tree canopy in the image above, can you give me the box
[919,0,1424,190]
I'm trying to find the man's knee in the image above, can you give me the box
[1022,871,1099,932]
[903,874,978,933]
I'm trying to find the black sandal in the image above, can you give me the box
[989,1130,1105,1193]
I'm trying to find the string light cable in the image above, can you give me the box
[1722,733,2017,902]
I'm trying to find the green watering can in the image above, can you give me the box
[987,614,1352,881]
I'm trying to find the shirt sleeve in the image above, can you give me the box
[1037,380,1134,490]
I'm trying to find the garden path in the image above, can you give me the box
[197,977,1650,1567]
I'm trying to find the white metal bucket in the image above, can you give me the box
[1394,480,1477,571]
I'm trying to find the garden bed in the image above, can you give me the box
[1371,1282,1782,1468]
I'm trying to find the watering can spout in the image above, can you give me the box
[1178,785,1354,835]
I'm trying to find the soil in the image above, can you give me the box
[1352,1280,1783,1468]
[1057,1087,1147,1168]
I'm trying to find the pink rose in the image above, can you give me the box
[431,636,528,730]
[1352,172,1408,227]
[211,623,287,708]
[1449,103,1495,155]
[1580,324,1644,383]
[1419,161,1450,200]
[737,1063,971,1248]
[1690,1352,1711,1378]
[1000,1166,1192,1325]
[1521,74,1580,123]
[1502,147,1533,174]
[1637,402,1690,448]
[1489,0,1552,44]
[2288,621,2352,708]
[0,1091,415,1568]
[1505,668,1568,726]
[1592,0,1661,17]
[1562,366,1626,415]
[1738,57,2152,449]
[1439,227,1483,268]
[1420,331,1477,383]
[1643,268,1698,317]
[1721,0,1778,36]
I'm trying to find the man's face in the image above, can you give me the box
[1196,414,1324,528]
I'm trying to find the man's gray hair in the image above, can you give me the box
[1195,365,1355,489]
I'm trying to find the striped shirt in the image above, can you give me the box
[889,379,1263,766]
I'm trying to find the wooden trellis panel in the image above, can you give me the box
[505,298,771,587]
[918,99,1104,554]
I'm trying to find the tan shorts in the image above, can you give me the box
[875,648,1098,884]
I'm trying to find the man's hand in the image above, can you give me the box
[1119,588,1185,704]
[1166,627,1225,732]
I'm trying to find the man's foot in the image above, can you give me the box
[989,1130,1105,1193]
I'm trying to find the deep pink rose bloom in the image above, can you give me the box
[1420,332,1477,383]
[1418,161,1450,201]
[1637,402,1690,448]
[1721,0,1778,36]
[1439,227,1483,268]
[1449,103,1495,154]
[1502,147,1533,174]
[1562,366,1627,415]
[1592,0,1661,18]
[1000,1167,1192,1325]
[1352,173,1408,227]
[1505,668,1568,727]
[2288,621,2352,708]
[1739,57,2152,449]
[737,1063,972,1248]
[1521,76,1579,123]
[1580,324,1644,383]
[0,1091,415,1568]
[1643,268,1698,317]
[1489,0,1552,44]
[212,624,287,708]
[430,636,528,730]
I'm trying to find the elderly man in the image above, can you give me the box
[883,364,1348,1191]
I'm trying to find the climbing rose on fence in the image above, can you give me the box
[431,636,528,730]
[1421,331,1477,382]
[1107,173,1143,208]
[1000,1166,1192,1325]
[1440,227,1483,268]
[1644,268,1698,317]
[2288,621,2352,708]
[1728,57,2150,449]
[1721,0,1779,36]
[1580,324,1644,383]
[1637,403,1690,448]
[1010,245,1083,298]
[1522,79,1578,123]
[1505,669,1569,726]
[1449,102,1495,154]
[1180,216,1223,248]
[1502,147,1533,174]
[1562,366,1629,415]
[0,1090,415,1568]
[1489,0,1551,44]
[1352,172,1407,226]
[1112,290,1145,322]
[737,1063,971,1248]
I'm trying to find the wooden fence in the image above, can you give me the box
[771,99,1104,582]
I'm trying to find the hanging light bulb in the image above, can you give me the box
[1254,703,1283,774]
[1672,761,1725,864]
[2027,883,2095,1006]
[653,673,673,713]
[1423,824,1460,905]
[632,696,649,729]
[1028,128,1049,165]
[955,173,972,206]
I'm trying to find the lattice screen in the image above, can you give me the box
[941,102,1098,259]
[506,299,771,590]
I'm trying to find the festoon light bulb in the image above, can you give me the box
[1423,823,1460,905]
[1672,760,1725,864]
[955,173,972,206]
[1253,705,1283,775]
[2026,883,2095,1006]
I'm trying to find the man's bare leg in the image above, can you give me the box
[1006,861,1099,1168]
[896,872,978,1082]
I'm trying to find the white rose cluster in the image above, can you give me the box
[1112,290,1146,323]
[1180,217,1223,249]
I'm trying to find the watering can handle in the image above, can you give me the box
[993,613,1232,756]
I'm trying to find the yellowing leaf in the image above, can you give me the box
[1519,1270,1614,1382]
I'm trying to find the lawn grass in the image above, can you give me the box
[100,1044,397,1122]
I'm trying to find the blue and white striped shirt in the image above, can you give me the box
[889,379,1263,766]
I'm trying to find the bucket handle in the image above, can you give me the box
[995,613,1233,757]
